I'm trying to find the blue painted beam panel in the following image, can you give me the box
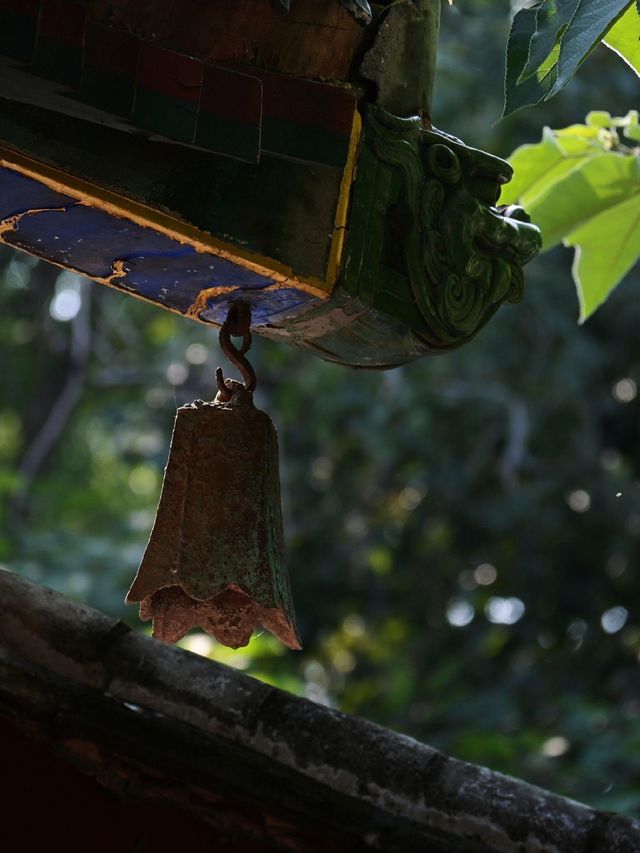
[123,250,275,314]
[0,165,319,326]
[5,204,190,277]
[0,167,75,217]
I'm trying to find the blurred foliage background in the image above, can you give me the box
[2,0,640,817]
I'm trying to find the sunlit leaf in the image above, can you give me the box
[521,148,640,250]
[505,117,640,319]
[502,0,636,117]
[586,110,613,128]
[611,108,639,128]
[604,4,640,78]
[518,0,581,84]
[568,191,640,321]
[500,125,603,208]
[547,0,633,99]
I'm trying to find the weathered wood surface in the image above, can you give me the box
[360,0,440,118]
[89,0,363,79]
[0,0,363,81]
[1,570,639,852]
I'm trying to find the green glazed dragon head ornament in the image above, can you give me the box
[295,107,543,368]
[418,122,540,344]
[371,109,541,347]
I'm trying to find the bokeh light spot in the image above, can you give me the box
[181,632,214,657]
[186,343,208,364]
[541,736,570,757]
[606,554,627,578]
[128,465,158,496]
[612,378,637,403]
[567,619,587,641]
[601,606,628,634]
[311,456,334,483]
[50,287,81,321]
[474,563,497,586]
[398,484,426,511]
[485,597,525,625]
[342,614,366,638]
[600,448,622,471]
[447,598,475,627]
[166,362,189,385]
[566,489,591,513]
[333,649,356,673]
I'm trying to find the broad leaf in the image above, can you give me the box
[522,151,639,250]
[504,117,640,320]
[502,0,636,118]
[500,125,602,207]
[519,0,581,83]
[502,5,557,118]
[604,4,640,78]
[547,0,633,98]
[569,191,640,320]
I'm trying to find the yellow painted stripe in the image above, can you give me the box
[326,109,361,288]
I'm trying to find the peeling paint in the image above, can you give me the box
[93,258,128,288]
[186,282,283,319]
[0,213,21,237]
[0,203,75,237]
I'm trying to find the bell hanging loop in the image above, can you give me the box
[215,300,257,403]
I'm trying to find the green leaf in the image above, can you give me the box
[525,150,640,249]
[502,0,637,117]
[604,4,640,78]
[547,0,633,99]
[586,110,613,127]
[611,108,639,127]
[504,118,640,320]
[519,0,581,83]
[569,190,640,321]
[502,5,557,119]
[500,124,606,208]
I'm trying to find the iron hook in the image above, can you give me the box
[216,300,257,400]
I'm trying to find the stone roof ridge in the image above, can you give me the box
[0,569,638,852]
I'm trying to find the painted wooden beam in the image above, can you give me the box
[0,0,541,368]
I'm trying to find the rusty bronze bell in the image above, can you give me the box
[126,302,301,650]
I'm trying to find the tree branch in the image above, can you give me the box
[9,278,92,521]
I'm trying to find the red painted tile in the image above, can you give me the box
[3,0,40,17]
[200,65,262,125]
[84,24,139,77]
[137,44,202,104]
[256,70,355,137]
[40,0,85,48]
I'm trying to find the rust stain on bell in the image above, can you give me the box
[127,396,300,650]
[127,301,300,650]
